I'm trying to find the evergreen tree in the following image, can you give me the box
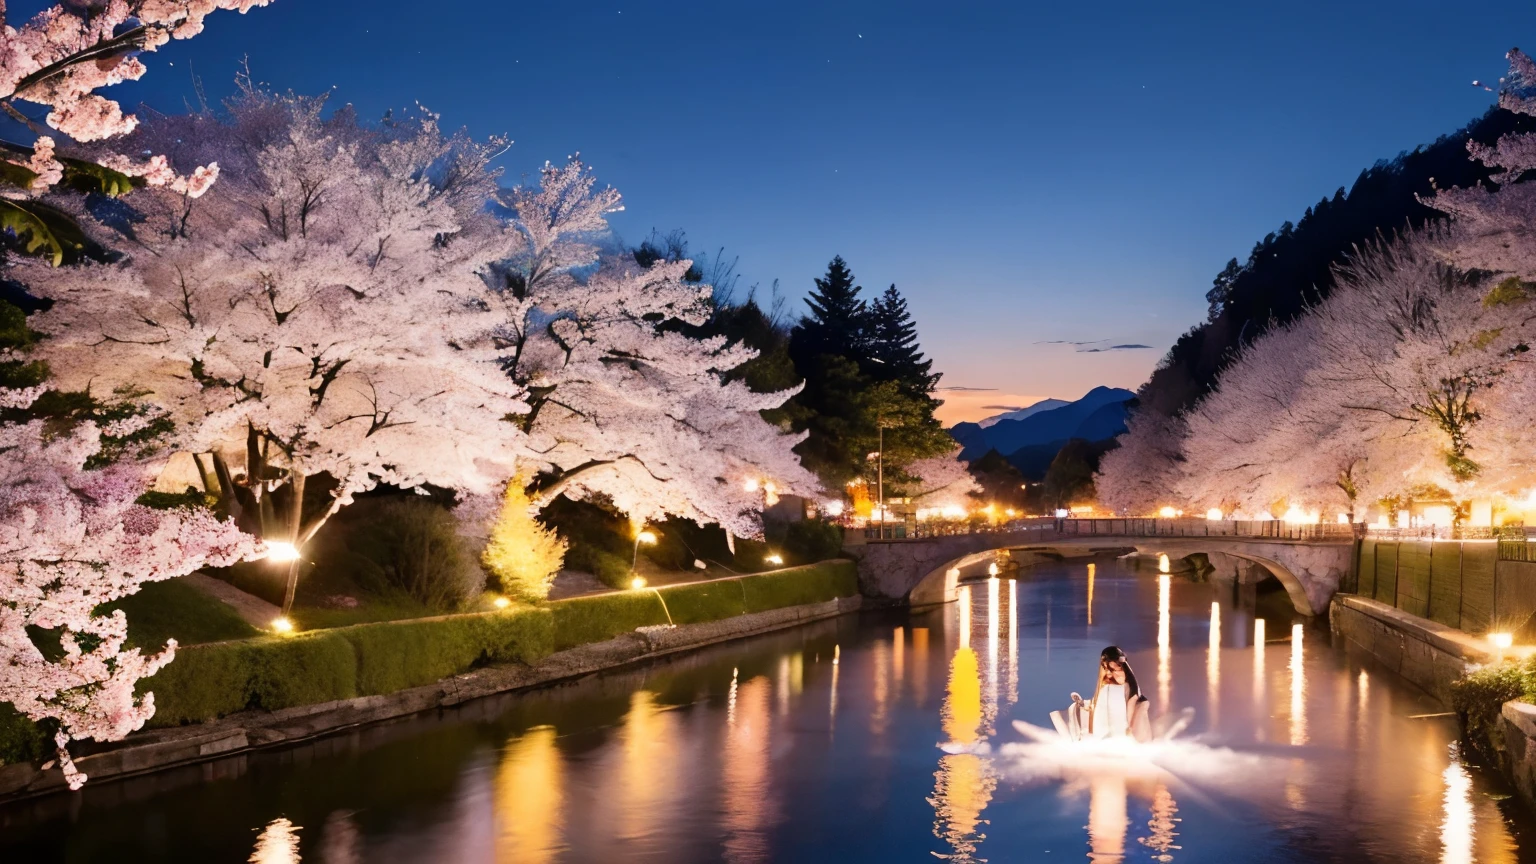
[790,255,871,367]
[867,284,940,395]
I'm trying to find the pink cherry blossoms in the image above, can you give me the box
[0,414,256,789]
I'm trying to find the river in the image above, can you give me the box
[2,556,1532,862]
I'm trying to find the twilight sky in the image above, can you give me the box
[106,0,1536,422]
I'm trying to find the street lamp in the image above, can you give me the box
[631,528,658,585]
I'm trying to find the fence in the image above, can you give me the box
[1060,518,1356,541]
[862,518,1057,541]
[1353,538,1536,637]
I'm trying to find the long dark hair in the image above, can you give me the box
[1100,646,1142,700]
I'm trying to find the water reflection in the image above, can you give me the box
[619,691,681,843]
[1207,601,1221,726]
[1157,574,1171,712]
[931,637,995,862]
[1289,624,1307,746]
[1008,579,1019,705]
[1087,562,1096,626]
[250,818,301,864]
[320,811,362,864]
[1253,618,1265,710]
[1087,774,1128,863]
[496,727,564,864]
[1441,749,1474,864]
[1138,783,1181,862]
[723,677,774,864]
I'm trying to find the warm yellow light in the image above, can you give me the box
[270,616,294,634]
[1158,553,1170,574]
[1490,632,1514,650]
[987,562,1000,576]
[630,576,648,590]
[941,504,967,519]
[637,531,658,545]
[1337,513,1350,524]
[1005,508,1017,517]
[493,596,511,609]
[744,478,759,492]
[1281,506,1320,525]
[1205,508,1223,521]
[766,554,784,565]
[1158,506,1178,518]
[264,541,301,563]
[823,500,845,517]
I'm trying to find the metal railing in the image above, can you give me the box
[861,517,1058,542]
[1059,518,1356,542]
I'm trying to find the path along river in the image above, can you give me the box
[3,557,1534,862]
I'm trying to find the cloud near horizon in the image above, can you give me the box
[1076,343,1153,353]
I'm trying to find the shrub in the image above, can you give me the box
[352,498,475,611]
[248,631,359,710]
[145,640,258,726]
[0,704,49,766]
[483,481,567,601]
[1451,660,1530,759]
[564,544,633,589]
[660,579,748,625]
[782,519,845,566]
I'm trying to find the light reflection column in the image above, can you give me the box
[930,630,994,862]
[1253,618,1266,711]
[1440,754,1474,864]
[1208,601,1221,727]
[1289,624,1307,746]
[1008,579,1019,705]
[1087,562,1096,627]
[496,727,565,864]
[1157,574,1171,713]
[985,577,1000,732]
[1087,775,1128,863]
[723,677,775,864]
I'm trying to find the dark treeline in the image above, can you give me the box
[1142,106,1536,418]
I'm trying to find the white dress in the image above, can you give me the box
[1089,683,1128,738]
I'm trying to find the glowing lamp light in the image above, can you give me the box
[630,576,648,590]
[988,562,1000,576]
[636,531,658,545]
[941,504,967,519]
[1205,508,1224,521]
[766,554,784,566]
[1158,506,1178,518]
[823,500,845,517]
[744,478,759,492]
[493,596,511,609]
[264,541,301,563]
[1337,513,1350,524]
[270,616,294,634]
[1490,632,1515,650]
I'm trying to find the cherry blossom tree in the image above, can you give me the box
[0,0,268,263]
[1095,408,1187,515]
[900,445,980,511]
[491,159,818,539]
[21,90,529,610]
[0,409,256,789]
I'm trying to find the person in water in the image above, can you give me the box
[1065,646,1152,742]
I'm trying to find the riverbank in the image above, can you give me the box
[1329,594,1493,703]
[0,562,858,802]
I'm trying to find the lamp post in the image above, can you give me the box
[631,529,657,589]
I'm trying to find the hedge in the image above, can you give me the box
[2,560,857,760]
[147,608,553,727]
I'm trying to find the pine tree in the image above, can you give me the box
[790,256,871,366]
[867,284,939,394]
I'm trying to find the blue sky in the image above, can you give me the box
[98,0,1536,420]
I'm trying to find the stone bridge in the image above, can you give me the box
[846,531,1355,616]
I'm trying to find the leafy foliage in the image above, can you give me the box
[483,480,568,601]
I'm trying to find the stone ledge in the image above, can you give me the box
[1335,594,1495,664]
[0,595,861,802]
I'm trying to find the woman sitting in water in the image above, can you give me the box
[1061,646,1152,742]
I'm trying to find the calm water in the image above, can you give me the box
[3,557,1534,863]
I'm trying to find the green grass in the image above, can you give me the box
[103,578,260,648]
[288,598,436,630]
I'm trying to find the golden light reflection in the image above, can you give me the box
[959,584,972,649]
[930,643,995,862]
[1441,755,1475,864]
[830,646,841,730]
[1087,774,1128,863]
[894,626,906,691]
[495,726,564,864]
[1289,624,1307,746]
[1254,618,1266,708]
[620,690,680,841]
[986,577,1000,732]
[1008,579,1019,706]
[250,817,302,864]
[1138,783,1181,862]
[872,638,890,736]
[728,667,739,726]
[723,676,774,864]
[1158,553,1170,574]
[1087,562,1096,626]
[1208,601,1221,727]
[913,628,930,704]
[1157,574,1171,713]
[776,654,791,717]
